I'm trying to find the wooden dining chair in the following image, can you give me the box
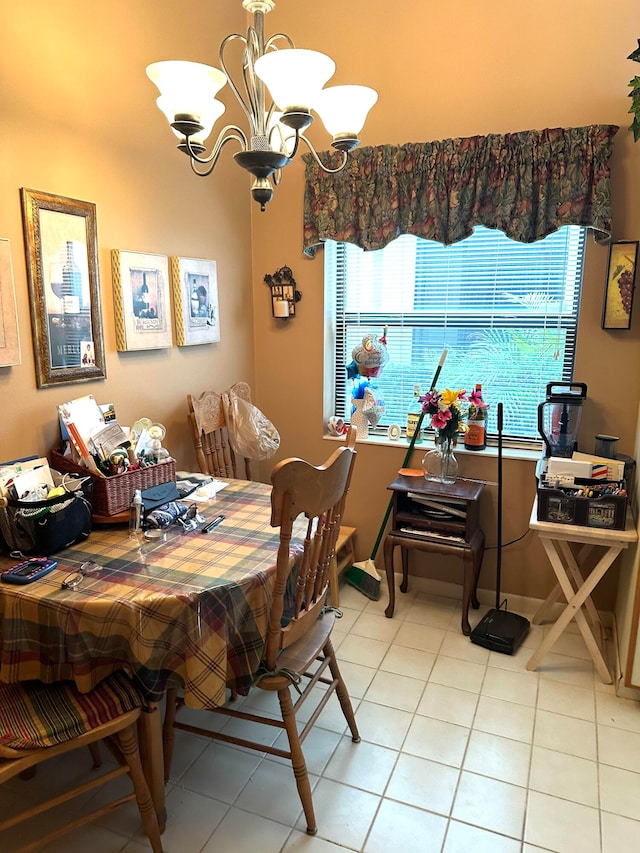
[163,427,360,835]
[0,671,164,852]
[188,381,253,479]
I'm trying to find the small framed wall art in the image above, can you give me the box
[0,238,21,367]
[602,240,638,330]
[170,256,220,346]
[112,249,172,351]
[20,188,106,387]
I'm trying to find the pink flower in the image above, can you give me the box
[468,389,487,408]
[431,409,451,429]
[419,390,439,413]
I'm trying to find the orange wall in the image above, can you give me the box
[1,2,639,607]
[250,0,640,606]
[0,1,253,470]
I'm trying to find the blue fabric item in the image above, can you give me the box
[144,501,188,529]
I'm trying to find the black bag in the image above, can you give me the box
[141,481,180,512]
[0,473,93,556]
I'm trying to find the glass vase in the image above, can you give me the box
[422,435,459,484]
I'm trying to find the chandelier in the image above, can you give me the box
[146,0,377,211]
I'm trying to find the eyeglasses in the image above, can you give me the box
[177,503,205,532]
[61,560,103,590]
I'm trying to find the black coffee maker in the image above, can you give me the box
[537,382,587,458]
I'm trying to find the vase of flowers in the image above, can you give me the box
[419,388,468,484]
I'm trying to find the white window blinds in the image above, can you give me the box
[327,225,586,440]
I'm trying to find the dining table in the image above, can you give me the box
[0,477,305,830]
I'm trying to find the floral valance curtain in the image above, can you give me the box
[303,124,618,256]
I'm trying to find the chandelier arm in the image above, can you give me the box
[264,33,295,51]
[219,33,257,135]
[187,126,249,177]
[268,121,295,157]
[286,131,300,160]
[298,134,349,174]
[242,26,263,136]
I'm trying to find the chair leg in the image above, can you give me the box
[88,741,102,767]
[115,725,164,853]
[325,640,360,743]
[277,687,317,836]
[162,688,179,783]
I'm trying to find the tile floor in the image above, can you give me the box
[3,576,640,853]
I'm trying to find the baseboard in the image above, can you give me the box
[394,573,614,628]
[611,617,640,700]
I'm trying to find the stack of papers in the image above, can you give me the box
[0,457,54,500]
[58,394,130,475]
[571,451,625,481]
[175,471,228,501]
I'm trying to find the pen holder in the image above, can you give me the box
[49,450,176,517]
[537,479,627,530]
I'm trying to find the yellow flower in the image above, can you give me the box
[439,388,465,409]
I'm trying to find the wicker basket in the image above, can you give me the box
[50,450,176,517]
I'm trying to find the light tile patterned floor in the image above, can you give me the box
[3,577,640,853]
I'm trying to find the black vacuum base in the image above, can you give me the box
[470,608,531,655]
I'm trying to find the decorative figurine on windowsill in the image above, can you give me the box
[346,327,388,440]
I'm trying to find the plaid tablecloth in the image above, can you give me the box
[0,479,300,709]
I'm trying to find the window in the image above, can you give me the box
[326,226,586,441]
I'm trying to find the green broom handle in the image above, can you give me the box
[369,409,427,560]
[369,353,446,560]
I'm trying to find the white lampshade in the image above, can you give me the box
[314,85,378,138]
[254,49,335,112]
[147,61,227,97]
[157,96,226,145]
[147,60,227,130]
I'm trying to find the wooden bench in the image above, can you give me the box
[329,526,357,606]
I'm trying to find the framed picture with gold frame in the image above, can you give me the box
[602,240,638,330]
[112,249,172,351]
[20,188,106,387]
[170,256,220,346]
[0,238,21,367]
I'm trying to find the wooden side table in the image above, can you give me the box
[526,499,638,683]
[383,475,485,635]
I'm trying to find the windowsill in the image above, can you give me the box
[323,432,542,463]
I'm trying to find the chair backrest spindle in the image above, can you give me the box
[265,427,357,671]
[187,382,254,480]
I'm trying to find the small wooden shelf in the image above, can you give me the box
[329,526,356,606]
[384,476,485,634]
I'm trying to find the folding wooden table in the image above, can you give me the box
[526,499,637,683]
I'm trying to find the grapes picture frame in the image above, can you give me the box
[602,240,638,330]
[20,189,106,387]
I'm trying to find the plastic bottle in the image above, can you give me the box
[129,489,143,535]
[406,384,423,442]
[465,383,487,451]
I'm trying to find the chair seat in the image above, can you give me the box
[0,671,143,751]
[256,610,336,690]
